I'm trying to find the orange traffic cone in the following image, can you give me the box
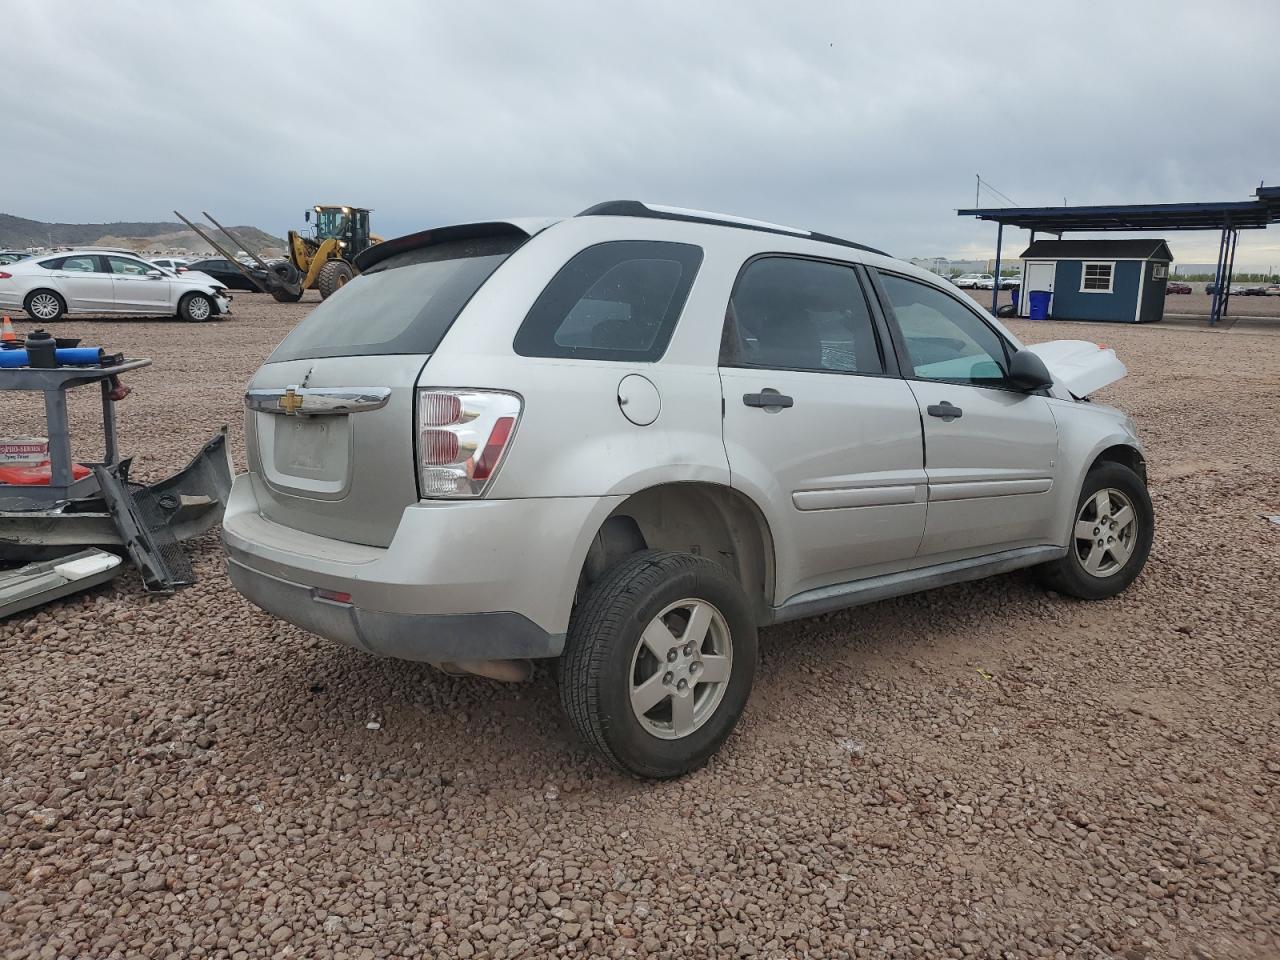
[0,316,16,343]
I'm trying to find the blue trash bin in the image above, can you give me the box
[1010,284,1020,313]
[1028,290,1052,321]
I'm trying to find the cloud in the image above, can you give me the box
[6,0,1279,267]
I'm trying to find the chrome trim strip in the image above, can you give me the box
[245,387,391,416]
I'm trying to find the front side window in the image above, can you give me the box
[723,256,884,375]
[877,272,1010,386]
[1081,262,1114,293]
[107,256,153,276]
[514,241,702,361]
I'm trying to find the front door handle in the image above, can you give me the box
[927,401,963,421]
[743,389,794,410]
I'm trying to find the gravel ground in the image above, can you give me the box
[2,294,1278,959]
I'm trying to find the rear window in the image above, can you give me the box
[269,235,524,362]
[513,241,703,361]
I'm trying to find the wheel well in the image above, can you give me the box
[578,483,775,623]
[1092,444,1146,484]
[25,288,64,307]
[178,290,219,315]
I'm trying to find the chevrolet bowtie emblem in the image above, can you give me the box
[278,387,304,415]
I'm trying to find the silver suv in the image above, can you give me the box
[223,202,1153,778]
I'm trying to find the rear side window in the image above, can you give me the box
[723,256,884,375]
[514,241,703,361]
[269,235,524,362]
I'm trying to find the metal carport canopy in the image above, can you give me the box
[957,185,1280,324]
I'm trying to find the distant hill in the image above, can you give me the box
[0,213,284,257]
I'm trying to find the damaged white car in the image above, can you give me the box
[223,201,1152,778]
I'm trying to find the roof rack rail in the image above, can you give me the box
[576,201,887,256]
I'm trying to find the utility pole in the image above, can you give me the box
[976,175,981,208]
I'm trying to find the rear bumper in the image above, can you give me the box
[225,557,560,660]
[220,472,622,661]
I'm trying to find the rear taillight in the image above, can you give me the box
[416,389,522,498]
[0,272,11,280]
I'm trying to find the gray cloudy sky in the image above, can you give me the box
[7,1,1280,268]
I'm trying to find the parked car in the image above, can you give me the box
[1266,284,1280,296]
[150,256,193,274]
[0,251,33,265]
[951,273,994,289]
[998,276,1021,289]
[0,250,231,321]
[182,258,263,291]
[1237,283,1268,296]
[1204,282,1247,295]
[222,201,1152,778]
[1165,282,1192,295]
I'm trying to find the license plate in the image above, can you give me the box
[284,418,332,472]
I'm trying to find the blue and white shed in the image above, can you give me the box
[1018,239,1173,323]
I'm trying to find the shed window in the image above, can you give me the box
[1152,263,1168,280]
[1081,262,1114,293]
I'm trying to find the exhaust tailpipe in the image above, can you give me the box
[433,659,533,683]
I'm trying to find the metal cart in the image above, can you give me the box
[1,358,151,508]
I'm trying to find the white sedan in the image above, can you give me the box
[952,273,994,289]
[0,251,231,322]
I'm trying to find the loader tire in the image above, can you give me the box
[317,260,354,299]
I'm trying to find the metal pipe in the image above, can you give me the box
[1210,226,1229,325]
[434,660,533,683]
[991,221,1003,313]
[1222,227,1239,320]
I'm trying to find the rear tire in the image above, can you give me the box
[178,292,214,322]
[1037,462,1153,600]
[24,290,65,322]
[316,259,354,299]
[559,550,757,779]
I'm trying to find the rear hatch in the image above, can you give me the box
[244,225,533,547]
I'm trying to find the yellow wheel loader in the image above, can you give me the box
[172,206,382,303]
[289,205,383,299]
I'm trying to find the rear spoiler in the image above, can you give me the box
[354,219,559,272]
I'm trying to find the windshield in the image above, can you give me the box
[315,208,348,239]
[268,235,525,362]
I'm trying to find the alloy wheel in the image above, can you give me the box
[1073,487,1138,578]
[629,598,732,739]
[187,296,211,321]
[30,293,60,320]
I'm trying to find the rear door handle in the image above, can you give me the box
[743,389,793,410]
[927,401,963,421]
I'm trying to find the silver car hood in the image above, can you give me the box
[1026,339,1127,398]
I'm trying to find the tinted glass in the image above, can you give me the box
[724,257,883,375]
[270,235,522,362]
[514,241,702,361]
[107,256,153,276]
[61,256,98,273]
[877,272,1010,385]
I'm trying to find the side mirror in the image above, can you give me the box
[146,269,163,279]
[1008,349,1054,392]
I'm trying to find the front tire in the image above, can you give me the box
[316,259,354,299]
[559,550,758,779]
[25,290,65,322]
[1037,462,1153,600]
[178,292,214,322]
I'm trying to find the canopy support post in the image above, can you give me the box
[991,221,1003,313]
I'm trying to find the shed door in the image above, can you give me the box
[1021,261,1055,317]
